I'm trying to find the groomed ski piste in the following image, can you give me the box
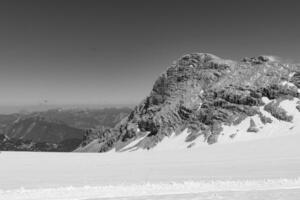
[1,97,300,200]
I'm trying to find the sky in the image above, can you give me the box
[0,0,299,106]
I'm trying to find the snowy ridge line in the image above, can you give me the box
[1,178,300,200]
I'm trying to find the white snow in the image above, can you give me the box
[289,72,296,77]
[1,98,300,200]
[1,129,300,199]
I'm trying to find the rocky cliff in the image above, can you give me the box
[78,53,300,152]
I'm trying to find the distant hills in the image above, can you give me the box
[0,107,131,151]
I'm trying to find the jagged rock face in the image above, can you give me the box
[88,53,300,152]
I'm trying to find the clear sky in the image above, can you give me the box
[0,0,299,106]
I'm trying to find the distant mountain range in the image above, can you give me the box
[0,107,131,151]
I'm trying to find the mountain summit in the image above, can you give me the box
[78,53,300,152]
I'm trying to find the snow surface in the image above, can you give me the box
[1,97,300,199]
[1,131,300,199]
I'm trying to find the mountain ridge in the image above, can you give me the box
[78,53,300,152]
[0,107,131,151]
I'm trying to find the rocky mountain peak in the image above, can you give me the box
[79,53,300,152]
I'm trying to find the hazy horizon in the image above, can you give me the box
[0,103,136,115]
[0,0,299,106]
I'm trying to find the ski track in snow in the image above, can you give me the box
[1,178,300,200]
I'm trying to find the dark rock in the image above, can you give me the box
[247,118,259,133]
[185,132,202,142]
[207,134,219,144]
[291,72,300,88]
[187,142,195,148]
[242,55,275,64]
[296,103,300,112]
[259,113,273,124]
[0,134,6,141]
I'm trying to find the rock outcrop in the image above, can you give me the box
[80,53,300,152]
[247,118,259,133]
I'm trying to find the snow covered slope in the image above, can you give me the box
[1,130,300,199]
[116,96,300,152]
